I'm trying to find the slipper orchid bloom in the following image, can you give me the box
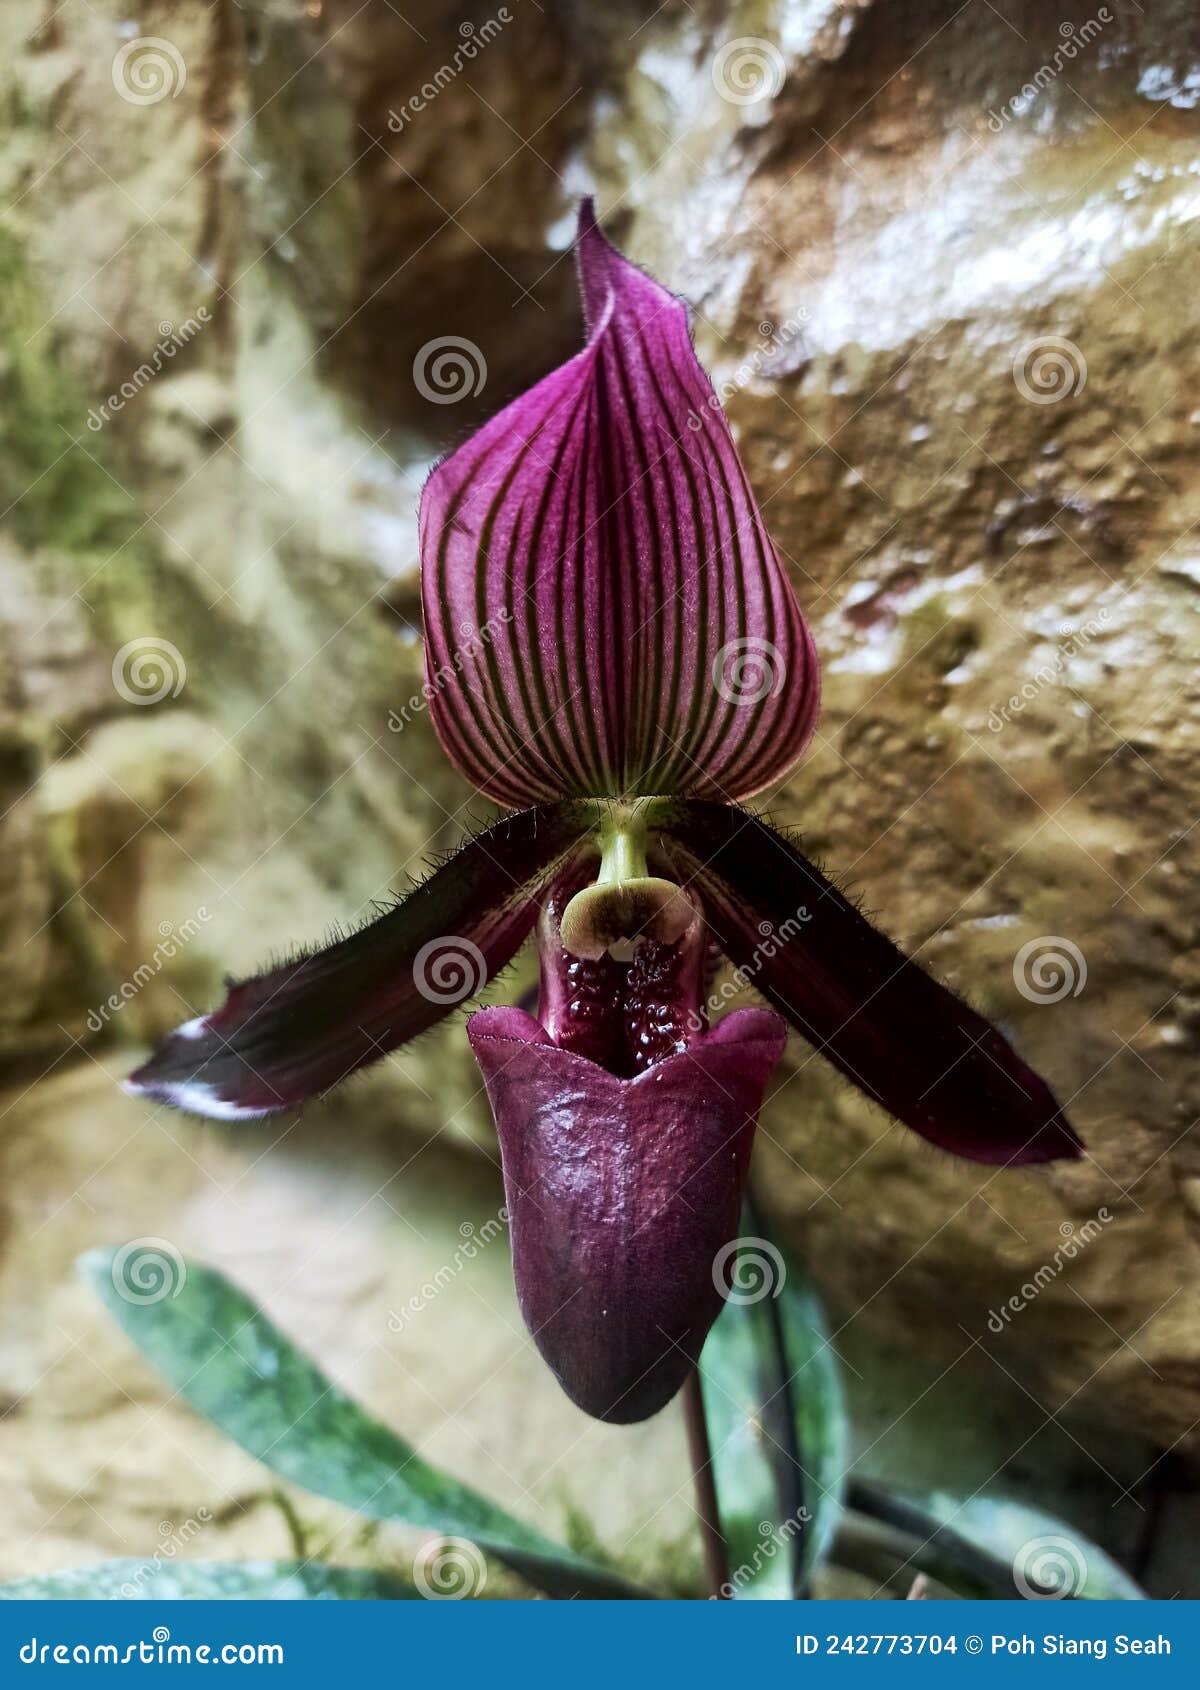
[128,202,1080,1425]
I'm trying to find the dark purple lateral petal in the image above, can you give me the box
[418,201,819,809]
[126,805,592,1120]
[660,801,1083,1167]
[468,1005,787,1423]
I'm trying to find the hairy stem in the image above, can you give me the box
[682,1369,729,1599]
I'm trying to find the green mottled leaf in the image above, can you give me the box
[850,1480,1146,1600]
[0,1560,414,1600]
[81,1252,647,1601]
[700,1226,846,1597]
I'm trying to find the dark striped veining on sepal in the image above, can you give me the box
[419,201,820,809]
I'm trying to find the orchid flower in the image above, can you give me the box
[128,202,1080,1426]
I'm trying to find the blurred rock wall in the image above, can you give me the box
[1,0,1198,1581]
